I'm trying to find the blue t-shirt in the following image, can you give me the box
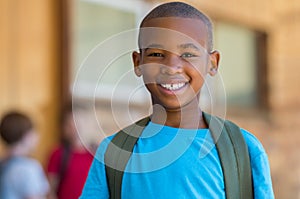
[0,156,50,199]
[80,122,274,199]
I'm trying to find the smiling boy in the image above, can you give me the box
[132,16,219,129]
[80,2,274,198]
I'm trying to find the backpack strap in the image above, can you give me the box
[104,117,150,199]
[203,112,253,199]
[105,113,253,199]
[57,144,71,194]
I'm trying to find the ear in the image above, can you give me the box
[208,50,220,76]
[132,51,142,77]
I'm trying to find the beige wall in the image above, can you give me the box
[0,0,61,164]
[269,0,300,112]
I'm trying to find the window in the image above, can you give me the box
[69,0,153,141]
[213,22,268,109]
[71,0,151,104]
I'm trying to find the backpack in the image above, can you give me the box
[56,144,71,195]
[104,112,253,199]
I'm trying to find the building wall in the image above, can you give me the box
[0,0,61,164]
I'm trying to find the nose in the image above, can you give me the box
[160,53,183,75]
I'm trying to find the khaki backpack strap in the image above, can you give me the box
[104,117,150,199]
[203,112,253,199]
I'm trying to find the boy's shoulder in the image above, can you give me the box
[240,128,266,158]
[0,156,43,177]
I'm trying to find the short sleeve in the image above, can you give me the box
[11,159,50,197]
[241,129,274,199]
[80,138,111,199]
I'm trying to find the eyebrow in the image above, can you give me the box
[143,43,202,51]
[178,43,201,51]
[143,43,164,49]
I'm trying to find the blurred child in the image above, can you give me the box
[47,104,94,199]
[0,111,50,199]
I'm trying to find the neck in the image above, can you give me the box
[151,101,208,129]
[8,144,30,157]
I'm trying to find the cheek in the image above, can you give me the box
[186,66,206,92]
[188,59,209,75]
[140,65,160,84]
[193,72,206,87]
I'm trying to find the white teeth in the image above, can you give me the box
[161,83,186,91]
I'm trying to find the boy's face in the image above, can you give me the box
[132,17,220,110]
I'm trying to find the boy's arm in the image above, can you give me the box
[80,139,110,199]
[47,174,59,199]
[46,148,61,199]
[251,152,274,199]
[241,129,274,199]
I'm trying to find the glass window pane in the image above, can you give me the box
[214,22,257,107]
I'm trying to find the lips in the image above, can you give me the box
[160,82,187,91]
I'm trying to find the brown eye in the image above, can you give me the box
[148,52,164,57]
[181,52,197,58]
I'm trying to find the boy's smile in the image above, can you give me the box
[157,73,189,96]
[160,82,186,91]
[132,17,219,111]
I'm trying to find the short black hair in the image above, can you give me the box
[0,111,33,145]
[140,2,213,51]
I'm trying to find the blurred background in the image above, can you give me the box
[0,0,299,198]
